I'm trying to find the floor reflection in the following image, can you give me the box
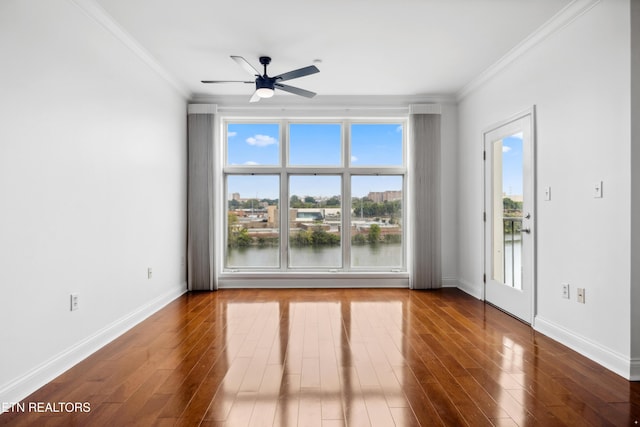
[498,336,526,424]
[212,294,407,426]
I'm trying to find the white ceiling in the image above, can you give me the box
[93,0,572,101]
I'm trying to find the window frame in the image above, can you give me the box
[221,117,408,274]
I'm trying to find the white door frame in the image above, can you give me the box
[483,107,536,325]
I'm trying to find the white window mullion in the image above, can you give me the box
[280,120,288,271]
[402,174,408,272]
[343,171,351,271]
[343,121,351,271]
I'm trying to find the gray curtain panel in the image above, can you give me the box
[410,112,442,289]
[187,110,216,291]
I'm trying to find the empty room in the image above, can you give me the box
[1,0,639,425]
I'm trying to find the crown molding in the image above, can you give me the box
[409,104,442,115]
[187,104,218,115]
[69,0,191,99]
[456,0,601,101]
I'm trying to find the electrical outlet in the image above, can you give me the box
[561,283,570,299]
[577,288,585,304]
[70,293,79,311]
[147,267,153,279]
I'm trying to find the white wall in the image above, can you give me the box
[457,0,633,376]
[0,0,188,403]
[631,0,640,378]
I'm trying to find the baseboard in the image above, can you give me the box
[0,284,187,411]
[534,316,633,380]
[456,278,483,300]
[631,358,640,381]
[441,277,459,288]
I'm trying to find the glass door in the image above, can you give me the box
[484,110,535,323]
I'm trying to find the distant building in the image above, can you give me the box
[231,192,240,201]
[266,207,342,229]
[367,190,402,202]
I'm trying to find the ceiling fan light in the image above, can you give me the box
[256,87,274,98]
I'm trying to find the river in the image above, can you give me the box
[503,236,522,289]
[227,243,403,269]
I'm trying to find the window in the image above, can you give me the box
[350,123,403,166]
[223,120,406,272]
[227,123,280,166]
[351,175,403,268]
[289,175,342,268]
[289,123,341,166]
[226,175,279,268]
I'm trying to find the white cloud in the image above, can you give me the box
[244,161,259,165]
[246,134,277,147]
[351,155,358,162]
[228,131,237,137]
[503,146,512,153]
[395,125,403,133]
[512,132,523,139]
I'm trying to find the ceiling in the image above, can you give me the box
[93,0,572,101]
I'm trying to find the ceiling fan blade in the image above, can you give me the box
[274,65,319,82]
[201,80,254,84]
[231,55,261,76]
[275,83,316,98]
[249,91,261,103]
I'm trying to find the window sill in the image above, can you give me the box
[218,271,409,289]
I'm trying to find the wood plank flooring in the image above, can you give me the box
[1,288,639,426]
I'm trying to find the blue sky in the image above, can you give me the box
[227,123,280,165]
[501,133,523,196]
[290,124,341,165]
[351,124,403,165]
[226,123,404,200]
[227,123,403,167]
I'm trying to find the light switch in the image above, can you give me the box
[593,181,603,198]
[544,186,551,201]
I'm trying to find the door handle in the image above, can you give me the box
[521,228,531,234]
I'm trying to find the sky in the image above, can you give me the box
[226,123,404,200]
[501,133,523,196]
[226,124,523,200]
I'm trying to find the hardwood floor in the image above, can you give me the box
[1,288,639,426]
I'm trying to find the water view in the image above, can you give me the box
[227,243,403,269]
[503,235,522,289]
[226,174,404,271]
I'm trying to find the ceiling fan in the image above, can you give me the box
[202,56,320,102]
